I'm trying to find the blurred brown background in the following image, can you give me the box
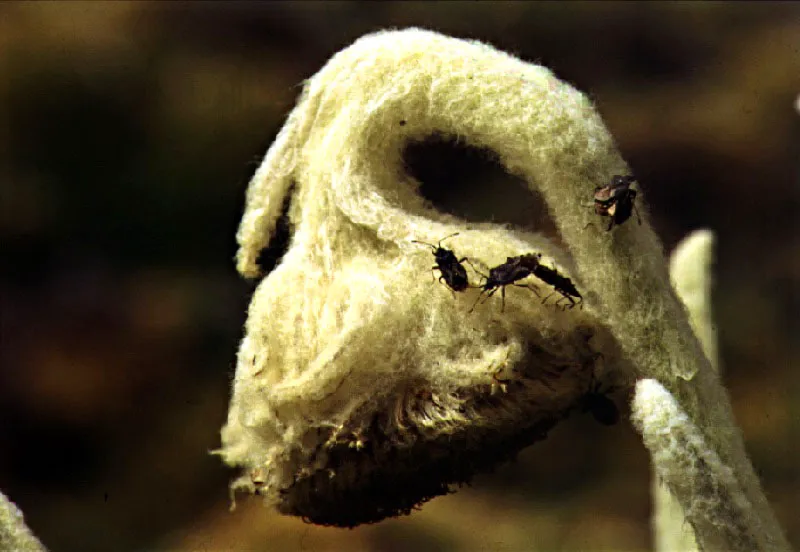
[1,2,798,551]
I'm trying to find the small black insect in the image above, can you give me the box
[519,254,582,308]
[593,174,641,230]
[412,233,470,292]
[470,255,540,312]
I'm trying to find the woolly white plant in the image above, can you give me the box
[217,28,788,548]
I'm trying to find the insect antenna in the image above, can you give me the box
[410,239,436,252]
[411,232,460,251]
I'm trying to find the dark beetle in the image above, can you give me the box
[412,233,470,292]
[470,255,539,312]
[519,254,582,308]
[593,175,640,230]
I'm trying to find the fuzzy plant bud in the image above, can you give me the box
[216,28,633,526]
[217,28,789,548]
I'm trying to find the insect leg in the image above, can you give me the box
[510,283,541,298]
[469,290,487,313]
[525,283,541,297]
[465,258,488,280]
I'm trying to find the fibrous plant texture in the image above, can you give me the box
[0,492,46,552]
[217,28,788,549]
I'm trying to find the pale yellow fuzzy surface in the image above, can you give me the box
[633,379,762,551]
[217,28,786,544]
[218,28,625,512]
[0,492,46,552]
[670,229,717,371]
[641,230,789,552]
[651,230,718,552]
[221,220,618,508]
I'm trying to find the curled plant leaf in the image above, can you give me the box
[217,29,788,548]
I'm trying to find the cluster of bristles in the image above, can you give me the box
[415,174,639,311]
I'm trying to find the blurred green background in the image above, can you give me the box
[1,2,798,551]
